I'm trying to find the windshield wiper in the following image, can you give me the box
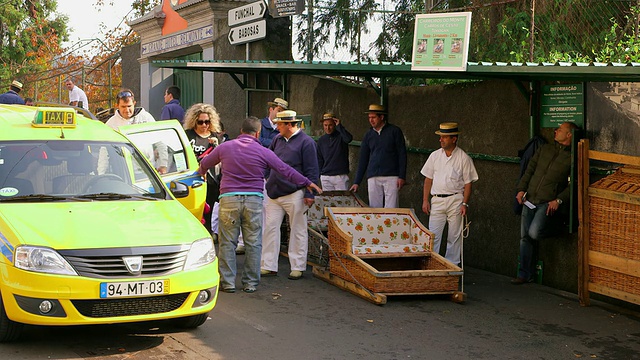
[0,194,73,202]
[77,193,158,201]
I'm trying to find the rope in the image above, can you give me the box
[460,214,471,293]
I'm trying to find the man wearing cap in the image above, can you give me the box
[65,78,89,110]
[197,116,322,293]
[0,80,25,105]
[421,122,478,266]
[350,104,407,208]
[317,112,353,190]
[259,97,288,148]
[261,110,320,280]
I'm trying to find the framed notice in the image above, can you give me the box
[411,12,472,71]
[541,84,584,128]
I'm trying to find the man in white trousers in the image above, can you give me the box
[421,122,478,266]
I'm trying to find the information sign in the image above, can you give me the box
[268,0,304,18]
[540,84,584,128]
[411,12,472,71]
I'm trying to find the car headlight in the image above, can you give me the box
[14,246,78,276]
[184,238,216,271]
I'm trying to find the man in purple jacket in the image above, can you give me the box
[262,110,320,280]
[198,117,321,293]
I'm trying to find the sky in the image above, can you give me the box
[57,0,135,53]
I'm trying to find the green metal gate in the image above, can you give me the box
[174,53,203,111]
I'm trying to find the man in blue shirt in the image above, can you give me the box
[317,112,353,190]
[259,97,288,147]
[350,104,407,208]
[160,85,185,124]
[262,110,320,280]
[0,80,25,105]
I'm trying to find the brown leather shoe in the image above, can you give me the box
[510,277,533,285]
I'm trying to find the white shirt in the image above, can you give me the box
[68,86,89,110]
[105,108,156,129]
[420,146,478,195]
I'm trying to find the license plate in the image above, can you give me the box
[100,280,169,298]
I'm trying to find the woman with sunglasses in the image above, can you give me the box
[184,103,224,236]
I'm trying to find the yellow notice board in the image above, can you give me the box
[411,12,472,72]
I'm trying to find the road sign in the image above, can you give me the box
[228,1,267,27]
[228,19,267,46]
[268,0,304,18]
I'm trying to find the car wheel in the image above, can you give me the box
[172,313,208,329]
[0,294,23,342]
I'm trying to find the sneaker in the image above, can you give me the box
[260,269,277,276]
[510,277,533,285]
[235,245,245,254]
[243,285,256,293]
[288,270,303,280]
[220,287,236,293]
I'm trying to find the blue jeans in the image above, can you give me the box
[518,203,554,280]
[218,195,263,289]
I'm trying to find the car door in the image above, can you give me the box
[119,120,206,220]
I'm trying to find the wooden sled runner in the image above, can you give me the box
[314,207,465,305]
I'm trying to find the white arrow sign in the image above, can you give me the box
[228,19,267,45]
[228,1,267,27]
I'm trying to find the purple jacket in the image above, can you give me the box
[198,134,312,195]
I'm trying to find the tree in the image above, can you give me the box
[0,0,69,90]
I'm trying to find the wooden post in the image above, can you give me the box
[577,139,590,306]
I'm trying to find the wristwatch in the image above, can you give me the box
[461,202,469,207]
[556,198,563,205]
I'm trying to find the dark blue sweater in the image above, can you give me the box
[266,130,319,199]
[317,124,353,176]
[353,123,407,185]
[259,116,280,148]
[160,99,185,124]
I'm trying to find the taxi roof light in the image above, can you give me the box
[32,107,76,128]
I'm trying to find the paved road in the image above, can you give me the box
[2,261,640,360]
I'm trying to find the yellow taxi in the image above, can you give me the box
[0,105,218,341]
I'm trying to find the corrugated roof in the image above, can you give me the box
[151,59,640,82]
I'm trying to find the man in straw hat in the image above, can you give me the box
[421,122,478,266]
[261,110,320,280]
[512,121,578,285]
[317,112,353,190]
[259,97,289,147]
[350,104,407,208]
[0,80,25,105]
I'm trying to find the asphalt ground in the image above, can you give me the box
[2,257,640,360]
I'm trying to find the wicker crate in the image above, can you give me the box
[589,168,640,298]
[325,207,461,295]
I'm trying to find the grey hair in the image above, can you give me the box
[241,116,261,135]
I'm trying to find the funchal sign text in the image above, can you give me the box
[228,0,268,45]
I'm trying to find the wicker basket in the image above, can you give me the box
[326,207,461,295]
[589,168,640,298]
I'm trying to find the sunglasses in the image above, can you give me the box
[117,91,133,99]
[197,120,211,125]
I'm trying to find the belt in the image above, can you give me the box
[433,193,457,198]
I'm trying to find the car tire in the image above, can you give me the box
[0,293,23,342]
[172,313,208,329]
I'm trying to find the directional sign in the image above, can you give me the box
[228,1,267,27]
[228,19,267,45]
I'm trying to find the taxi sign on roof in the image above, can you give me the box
[32,107,76,128]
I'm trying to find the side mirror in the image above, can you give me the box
[169,181,189,198]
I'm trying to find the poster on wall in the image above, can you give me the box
[411,12,472,72]
[540,84,584,128]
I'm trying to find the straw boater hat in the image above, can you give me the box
[321,112,336,122]
[267,97,288,110]
[435,122,460,135]
[273,110,298,123]
[11,80,23,91]
[364,104,386,114]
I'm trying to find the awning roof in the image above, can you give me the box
[151,59,640,82]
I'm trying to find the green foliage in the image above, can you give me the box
[0,0,69,86]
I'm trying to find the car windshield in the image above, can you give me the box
[0,140,167,201]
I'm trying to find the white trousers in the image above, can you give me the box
[321,174,349,191]
[367,176,399,208]
[428,194,464,265]
[261,190,309,272]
